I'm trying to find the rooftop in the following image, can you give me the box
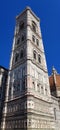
[16,6,40,21]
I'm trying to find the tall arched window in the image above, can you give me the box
[15,52,19,62]
[33,50,36,59]
[36,39,39,46]
[32,21,36,32]
[32,35,35,42]
[20,50,23,59]
[17,38,20,45]
[21,34,25,42]
[19,21,24,31]
[38,54,41,63]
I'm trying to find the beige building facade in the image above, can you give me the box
[1,7,60,130]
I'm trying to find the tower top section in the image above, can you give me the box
[16,6,40,21]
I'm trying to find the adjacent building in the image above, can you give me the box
[0,66,8,127]
[49,67,60,98]
[0,7,60,130]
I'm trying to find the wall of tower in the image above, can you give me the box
[26,7,55,130]
[26,8,51,98]
[1,7,60,130]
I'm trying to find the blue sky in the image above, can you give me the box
[0,0,60,75]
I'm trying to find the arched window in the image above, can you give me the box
[32,35,35,42]
[15,52,19,62]
[32,21,36,32]
[38,54,41,63]
[33,50,36,59]
[17,38,20,45]
[19,21,24,31]
[36,39,39,46]
[20,50,23,59]
[21,34,25,42]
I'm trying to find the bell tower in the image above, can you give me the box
[26,7,50,98]
[2,7,55,130]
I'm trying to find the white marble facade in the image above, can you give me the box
[1,7,60,130]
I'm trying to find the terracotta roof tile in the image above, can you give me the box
[49,74,60,88]
[55,75,60,87]
[49,76,54,88]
